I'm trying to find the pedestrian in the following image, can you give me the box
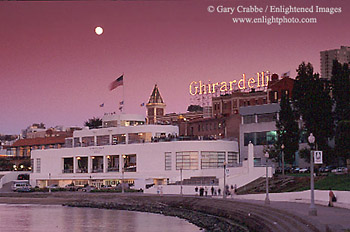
[218,188,221,195]
[329,189,336,207]
[195,186,198,195]
[204,186,208,197]
[211,186,214,196]
[199,187,204,196]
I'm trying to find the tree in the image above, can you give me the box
[335,120,350,162]
[276,94,299,165]
[187,105,203,112]
[292,62,334,164]
[84,117,102,129]
[331,60,350,122]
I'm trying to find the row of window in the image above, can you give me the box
[213,98,267,111]
[65,133,153,148]
[244,131,277,146]
[34,155,137,174]
[242,113,277,124]
[165,151,239,170]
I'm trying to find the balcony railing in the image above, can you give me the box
[107,167,119,172]
[76,168,88,173]
[62,169,73,174]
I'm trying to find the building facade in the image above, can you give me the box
[30,115,240,190]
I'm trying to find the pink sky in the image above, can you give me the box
[1,0,350,134]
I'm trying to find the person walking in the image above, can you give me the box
[204,186,208,197]
[211,186,214,196]
[329,189,336,207]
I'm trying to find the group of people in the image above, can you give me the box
[195,184,237,197]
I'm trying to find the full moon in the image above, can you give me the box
[95,26,103,35]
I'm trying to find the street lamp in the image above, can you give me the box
[265,152,270,205]
[223,161,227,199]
[281,144,285,176]
[48,173,51,193]
[308,133,317,216]
[122,155,126,194]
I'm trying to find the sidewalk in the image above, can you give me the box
[235,190,350,209]
[233,191,350,231]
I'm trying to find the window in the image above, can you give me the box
[176,152,198,170]
[266,131,277,145]
[112,134,126,145]
[228,152,238,167]
[65,138,73,148]
[201,151,225,169]
[63,158,73,173]
[107,155,119,172]
[243,115,255,124]
[82,136,94,147]
[36,158,41,173]
[91,156,104,173]
[73,138,81,147]
[76,157,88,173]
[128,133,151,144]
[97,135,109,146]
[165,152,172,170]
[123,154,136,172]
[257,113,276,123]
[256,132,267,145]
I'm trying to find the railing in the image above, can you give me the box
[76,168,88,173]
[107,167,119,172]
[62,169,73,174]
[92,168,103,173]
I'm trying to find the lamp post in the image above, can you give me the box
[48,173,51,193]
[122,155,126,194]
[180,168,183,195]
[265,152,270,205]
[223,161,227,199]
[308,133,317,216]
[281,144,285,177]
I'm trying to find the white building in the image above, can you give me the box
[30,114,243,190]
[320,46,350,79]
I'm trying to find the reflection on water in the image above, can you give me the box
[0,204,200,232]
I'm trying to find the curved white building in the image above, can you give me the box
[30,114,239,189]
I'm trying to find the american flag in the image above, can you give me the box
[109,75,124,91]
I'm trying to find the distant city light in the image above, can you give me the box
[95,26,103,35]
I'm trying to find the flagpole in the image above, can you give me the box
[122,72,125,113]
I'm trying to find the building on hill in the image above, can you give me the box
[5,135,72,158]
[267,74,295,103]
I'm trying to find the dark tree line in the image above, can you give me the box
[275,61,350,166]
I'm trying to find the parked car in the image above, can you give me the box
[16,187,32,192]
[12,181,31,191]
[323,166,337,172]
[333,167,348,173]
[299,167,309,173]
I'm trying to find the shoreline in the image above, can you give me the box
[0,192,336,232]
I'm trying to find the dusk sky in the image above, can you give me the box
[1,0,350,134]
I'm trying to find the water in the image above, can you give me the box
[0,204,201,232]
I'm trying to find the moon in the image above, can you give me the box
[95,26,103,35]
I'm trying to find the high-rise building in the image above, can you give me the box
[320,46,350,79]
